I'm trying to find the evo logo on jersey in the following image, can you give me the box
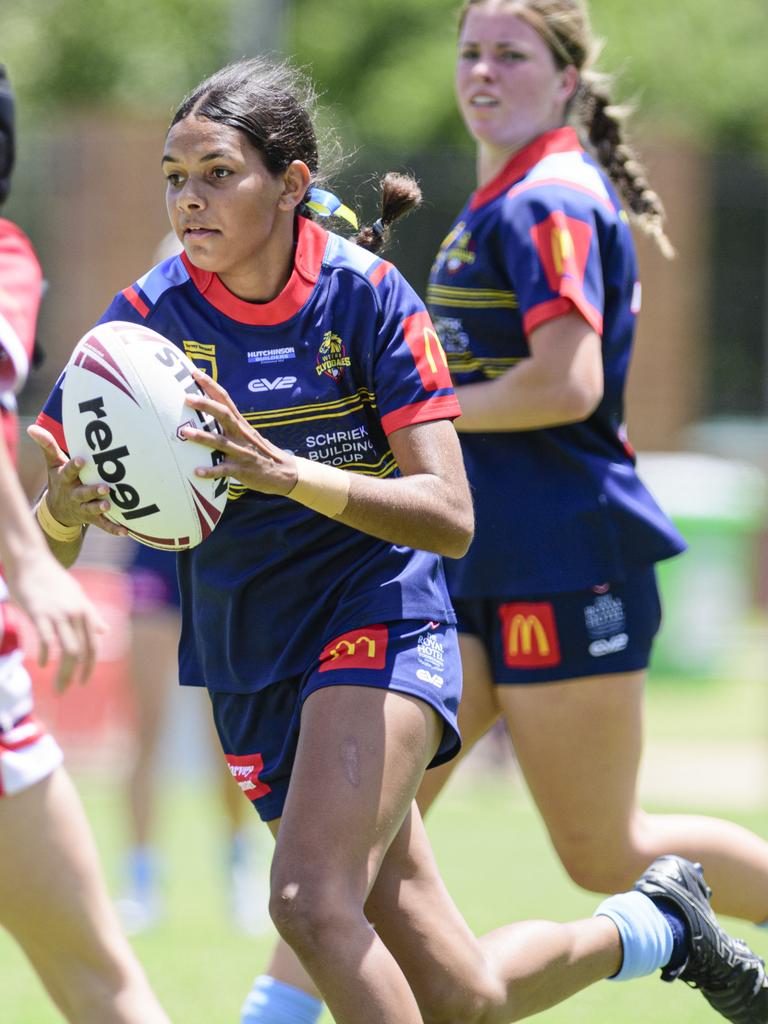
[499,602,561,668]
[247,376,297,393]
[318,626,388,672]
[226,753,272,802]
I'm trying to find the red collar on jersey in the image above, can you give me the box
[470,126,583,210]
[180,215,328,326]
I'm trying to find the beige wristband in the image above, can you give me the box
[35,493,83,543]
[288,457,351,518]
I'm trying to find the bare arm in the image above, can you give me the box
[453,311,604,433]
[182,372,474,559]
[332,419,473,558]
[0,427,105,690]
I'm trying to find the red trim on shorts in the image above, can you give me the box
[0,714,45,752]
[225,753,272,802]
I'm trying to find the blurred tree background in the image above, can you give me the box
[2,0,767,154]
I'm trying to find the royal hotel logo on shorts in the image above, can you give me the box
[416,628,445,688]
[499,602,562,668]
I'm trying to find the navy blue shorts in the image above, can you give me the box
[210,620,462,821]
[453,568,662,684]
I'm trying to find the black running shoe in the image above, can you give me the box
[634,855,768,1023]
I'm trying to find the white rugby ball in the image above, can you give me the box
[61,320,227,550]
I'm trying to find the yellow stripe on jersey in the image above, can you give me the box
[447,352,523,378]
[225,450,398,502]
[243,388,377,430]
[226,481,249,501]
[344,451,398,476]
[427,284,518,309]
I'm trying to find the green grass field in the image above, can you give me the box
[2,665,767,1022]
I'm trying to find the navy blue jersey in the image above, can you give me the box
[427,127,685,597]
[40,217,461,692]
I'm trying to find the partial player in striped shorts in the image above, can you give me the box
[0,63,170,1024]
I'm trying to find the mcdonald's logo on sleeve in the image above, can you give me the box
[498,602,561,668]
[319,625,389,672]
[530,211,592,293]
[402,311,453,392]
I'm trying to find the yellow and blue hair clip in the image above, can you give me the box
[304,186,359,230]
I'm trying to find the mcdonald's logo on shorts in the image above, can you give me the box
[499,602,561,668]
[319,625,388,672]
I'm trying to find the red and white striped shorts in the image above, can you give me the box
[0,604,62,797]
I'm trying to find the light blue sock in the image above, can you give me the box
[241,975,323,1024]
[127,845,157,897]
[228,830,248,872]
[594,890,674,981]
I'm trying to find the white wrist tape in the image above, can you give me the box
[288,458,350,519]
[35,493,83,543]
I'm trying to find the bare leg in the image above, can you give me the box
[262,926,322,999]
[260,632,502,1007]
[499,670,768,922]
[0,768,170,1024]
[268,685,440,1023]
[251,632,768,1018]
[267,684,625,1024]
[366,802,621,1023]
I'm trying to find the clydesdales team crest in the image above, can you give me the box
[316,331,351,382]
[432,221,477,275]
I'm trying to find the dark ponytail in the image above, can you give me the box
[353,173,423,254]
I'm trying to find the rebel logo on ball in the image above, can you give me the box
[76,394,160,521]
